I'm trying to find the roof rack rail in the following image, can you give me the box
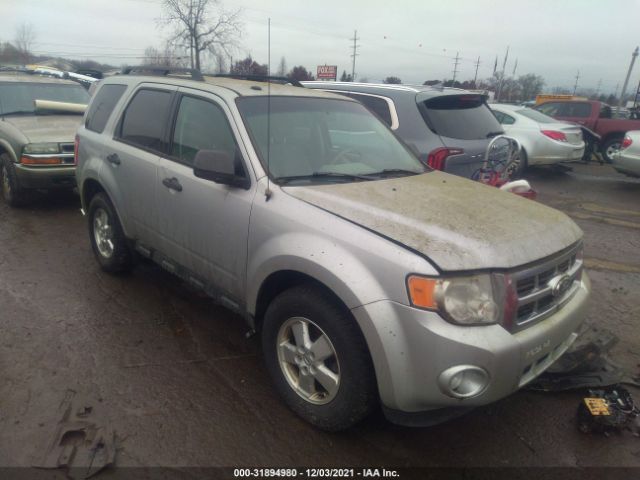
[120,66,204,81]
[209,74,303,87]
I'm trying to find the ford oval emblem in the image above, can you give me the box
[549,274,573,298]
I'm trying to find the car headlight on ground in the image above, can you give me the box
[407,273,518,327]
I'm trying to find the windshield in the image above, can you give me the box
[237,96,425,184]
[517,108,560,124]
[420,94,503,140]
[0,82,89,115]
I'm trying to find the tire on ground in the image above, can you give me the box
[87,192,133,273]
[601,136,624,164]
[262,284,378,431]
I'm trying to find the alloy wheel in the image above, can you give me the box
[93,207,115,258]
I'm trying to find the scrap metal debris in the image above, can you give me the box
[526,326,640,392]
[35,390,116,479]
[577,386,639,435]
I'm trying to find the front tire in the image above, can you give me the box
[0,154,31,207]
[262,285,377,431]
[88,192,133,273]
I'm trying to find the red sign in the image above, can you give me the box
[317,65,337,80]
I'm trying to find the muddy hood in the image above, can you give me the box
[285,172,583,271]
[5,115,83,143]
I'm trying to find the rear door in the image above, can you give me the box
[155,88,255,301]
[417,94,503,178]
[106,84,176,244]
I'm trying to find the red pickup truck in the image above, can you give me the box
[534,100,640,162]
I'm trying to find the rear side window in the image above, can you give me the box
[85,84,126,133]
[518,108,559,124]
[561,102,591,117]
[420,95,502,140]
[171,95,239,168]
[348,93,393,127]
[493,110,515,125]
[118,89,173,152]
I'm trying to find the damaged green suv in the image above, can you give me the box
[0,71,89,206]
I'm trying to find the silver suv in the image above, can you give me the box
[76,70,590,431]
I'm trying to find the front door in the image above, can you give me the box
[155,88,255,302]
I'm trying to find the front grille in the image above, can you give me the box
[60,143,75,153]
[511,243,583,331]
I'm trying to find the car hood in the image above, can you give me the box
[284,172,583,272]
[4,115,83,143]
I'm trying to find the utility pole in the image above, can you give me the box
[451,51,460,84]
[473,56,480,88]
[496,45,509,102]
[618,46,639,110]
[572,70,580,95]
[349,30,360,82]
[634,78,640,109]
[595,78,602,97]
[512,58,518,76]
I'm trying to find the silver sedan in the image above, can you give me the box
[612,131,640,177]
[491,104,585,174]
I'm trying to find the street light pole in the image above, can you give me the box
[618,46,639,110]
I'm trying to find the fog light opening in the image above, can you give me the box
[438,366,489,399]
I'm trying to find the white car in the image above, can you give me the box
[491,104,585,175]
[612,131,640,177]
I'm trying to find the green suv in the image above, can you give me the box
[0,71,89,206]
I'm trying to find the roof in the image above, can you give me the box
[0,71,79,85]
[101,74,350,101]
[302,81,484,100]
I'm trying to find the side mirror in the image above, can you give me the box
[193,149,249,189]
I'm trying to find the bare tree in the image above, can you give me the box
[143,43,188,67]
[160,0,242,71]
[15,23,36,64]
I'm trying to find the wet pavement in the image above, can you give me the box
[0,163,639,470]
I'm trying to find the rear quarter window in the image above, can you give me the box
[85,84,127,133]
[420,95,502,140]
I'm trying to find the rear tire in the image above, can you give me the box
[1,154,31,207]
[88,192,133,273]
[601,136,623,164]
[509,148,527,179]
[262,284,377,431]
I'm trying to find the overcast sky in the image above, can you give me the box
[3,0,640,94]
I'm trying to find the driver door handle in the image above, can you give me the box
[162,177,183,192]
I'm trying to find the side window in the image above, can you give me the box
[171,95,241,172]
[349,93,393,127]
[500,113,515,125]
[118,89,173,152]
[599,105,612,119]
[562,102,591,118]
[536,102,561,116]
[85,84,126,133]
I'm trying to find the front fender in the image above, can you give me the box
[246,231,388,316]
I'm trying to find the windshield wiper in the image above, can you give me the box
[363,168,422,178]
[486,131,504,138]
[277,171,375,184]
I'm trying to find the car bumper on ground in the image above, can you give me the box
[531,142,585,165]
[15,164,77,189]
[351,273,591,425]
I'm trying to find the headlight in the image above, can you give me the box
[407,273,517,326]
[23,143,60,155]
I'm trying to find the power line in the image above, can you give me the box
[349,29,360,81]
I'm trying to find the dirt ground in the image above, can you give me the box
[0,162,639,472]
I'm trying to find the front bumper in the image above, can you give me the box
[351,273,590,420]
[15,164,76,189]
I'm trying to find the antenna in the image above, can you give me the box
[265,18,272,201]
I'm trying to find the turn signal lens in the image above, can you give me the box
[21,156,62,165]
[407,276,437,309]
